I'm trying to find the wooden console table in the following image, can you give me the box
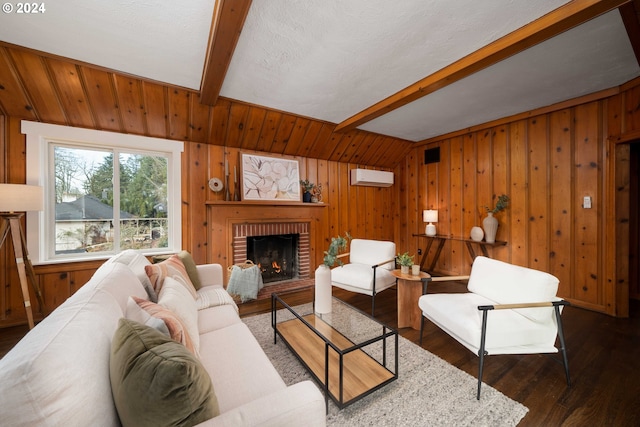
[413,234,507,272]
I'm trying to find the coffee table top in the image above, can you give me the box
[273,291,395,348]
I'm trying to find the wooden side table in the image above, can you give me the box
[391,269,431,330]
[413,234,507,272]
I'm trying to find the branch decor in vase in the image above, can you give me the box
[316,233,351,314]
[482,194,509,243]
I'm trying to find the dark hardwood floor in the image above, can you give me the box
[2,282,639,426]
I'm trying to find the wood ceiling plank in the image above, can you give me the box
[113,74,146,135]
[337,131,366,163]
[312,132,343,160]
[208,98,231,145]
[239,106,267,150]
[200,0,253,105]
[167,88,190,141]
[335,0,629,133]
[282,117,311,156]
[225,102,250,148]
[344,132,376,165]
[0,48,38,119]
[8,49,65,124]
[268,113,297,154]
[254,110,282,152]
[293,119,324,158]
[189,93,212,143]
[357,134,387,165]
[305,123,336,159]
[328,131,357,162]
[142,81,169,139]
[46,58,94,128]
[80,67,122,132]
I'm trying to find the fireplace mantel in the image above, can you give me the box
[206,202,328,276]
[206,201,328,208]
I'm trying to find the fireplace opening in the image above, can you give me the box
[247,233,299,284]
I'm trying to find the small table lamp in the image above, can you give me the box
[423,209,438,236]
[0,184,45,329]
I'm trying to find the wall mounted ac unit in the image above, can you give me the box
[350,169,394,187]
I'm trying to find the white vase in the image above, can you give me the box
[314,264,332,314]
[482,212,499,244]
[470,226,484,242]
[401,265,410,274]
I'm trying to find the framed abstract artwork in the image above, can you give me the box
[240,153,301,202]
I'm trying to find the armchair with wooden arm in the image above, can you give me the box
[330,239,397,315]
[418,256,571,399]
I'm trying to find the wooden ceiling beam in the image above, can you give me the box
[199,0,252,106]
[334,0,629,133]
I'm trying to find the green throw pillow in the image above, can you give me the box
[178,250,202,290]
[110,318,219,427]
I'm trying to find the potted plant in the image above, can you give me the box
[316,233,351,314]
[482,194,509,243]
[300,179,315,203]
[396,251,414,274]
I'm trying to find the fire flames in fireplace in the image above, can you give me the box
[247,234,298,284]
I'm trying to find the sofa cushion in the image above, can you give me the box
[159,276,200,356]
[467,256,559,323]
[198,322,286,413]
[348,239,396,270]
[145,254,198,299]
[110,319,219,427]
[133,296,197,356]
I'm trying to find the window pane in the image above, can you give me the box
[119,153,168,250]
[54,146,114,255]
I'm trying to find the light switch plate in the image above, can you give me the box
[583,196,592,209]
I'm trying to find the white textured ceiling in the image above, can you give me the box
[0,0,638,142]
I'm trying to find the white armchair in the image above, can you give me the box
[418,256,570,399]
[330,239,397,315]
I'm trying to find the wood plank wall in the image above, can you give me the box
[394,78,640,317]
[0,115,396,327]
[2,59,640,326]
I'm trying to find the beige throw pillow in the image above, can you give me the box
[133,296,197,356]
[144,254,197,299]
[158,276,200,356]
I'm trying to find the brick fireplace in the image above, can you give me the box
[232,222,310,283]
[206,202,326,279]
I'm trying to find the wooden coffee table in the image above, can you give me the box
[272,291,398,412]
[391,269,432,330]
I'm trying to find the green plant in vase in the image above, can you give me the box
[300,179,315,203]
[396,252,414,274]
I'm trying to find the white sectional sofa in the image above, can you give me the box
[0,250,325,426]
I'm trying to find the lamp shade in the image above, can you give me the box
[423,209,438,223]
[0,184,44,212]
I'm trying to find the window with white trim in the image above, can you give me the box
[22,121,183,264]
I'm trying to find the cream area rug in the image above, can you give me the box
[243,305,529,427]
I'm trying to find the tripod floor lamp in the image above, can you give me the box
[0,183,44,329]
